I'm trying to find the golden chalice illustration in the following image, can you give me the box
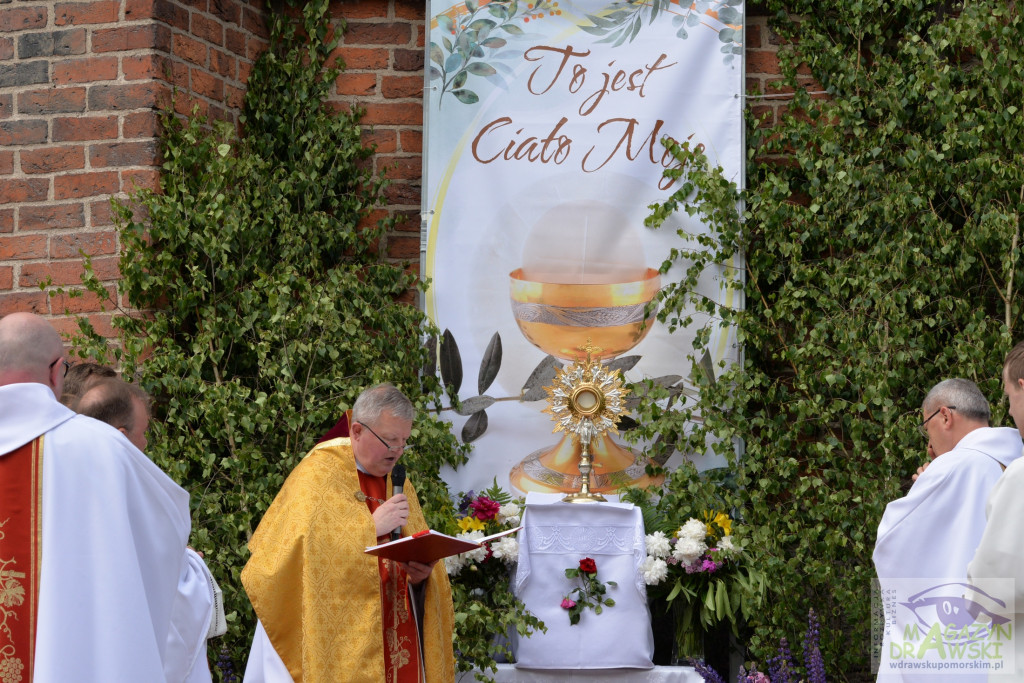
[508,266,666,494]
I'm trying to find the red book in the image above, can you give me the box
[364,526,522,564]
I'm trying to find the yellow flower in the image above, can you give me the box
[458,516,486,532]
[713,512,732,537]
[700,510,732,540]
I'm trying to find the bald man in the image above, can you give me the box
[0,312,192,681]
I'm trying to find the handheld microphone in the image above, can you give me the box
[390,464,406,542]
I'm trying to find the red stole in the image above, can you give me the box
[358,471,423,683]
[0,437,43,682]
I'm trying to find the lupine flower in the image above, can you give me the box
[691,659,727,683]
[803,609,826,683]
[767,637,795,683]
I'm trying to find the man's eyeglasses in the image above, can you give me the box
[918,406,956,437]
[356,421,409,454]
[49,357,72,377]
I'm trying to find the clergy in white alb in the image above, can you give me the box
[873,378,1022,682]
[0,312,192,682]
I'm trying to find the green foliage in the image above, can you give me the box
[64,0,469,675]
[640,1,1024,678]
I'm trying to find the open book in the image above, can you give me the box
[365,526,522,564]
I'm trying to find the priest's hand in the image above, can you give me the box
[912,460,931,482]
[400,560,437,586]
[373,494,410,537]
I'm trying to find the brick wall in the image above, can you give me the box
[1,0,785,337]
[0,0,267,337]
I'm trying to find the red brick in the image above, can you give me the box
[93,24,171,52]
[53,56,119,84]
[0,120,48,146]
[55,1,120,25]
[50,312,116,338]
[49,285,118,314]
[343,22,412,46]
[336,72,377,96]
[381,75,421,99]
[0,178,50,204]
[225,83,245,110]
[747,23,763,48]
[246,35,266,61]
[190,68,224,100]
[18,87,87,115]
[224,28,246,56]
[173,32,208,66]
[174,94,207,118]
[20,260,89,287]
[53,115,118,142]
[0,234,48,260]
[383,181,419,207]
[0,37,13,61]
[393,49,423,72]
[361,101,422,126]
[394,0,423,20]
[0,292,49,316]
[0,209,13,234]
[237,58,253,84]
[90,140,159,168]
[21,147,87,174]
[125,0,188,29]
[87,256,120,280]
[335,47,389,70]
[122,168,161,193]
[123,110,161,138]
[192,13,224,45]
[89,82,169,111]
[240,6,267,38]
[0,7,48,32]
[50,230,117,258]
[210,48,236,79]
[393,209,419,232]
[183,0,206,12]
[53,171,120,199]
[0,151,13,175]
[0,94,11,119]
[362,129,396,154]
[399,129,421,154]
[0,266,11,289]
[386,234,419,259]
[747,50,781,76]
[329,0,382,20]
[123,53,172,81]
[90,199,116,226]
[19,204,86,230]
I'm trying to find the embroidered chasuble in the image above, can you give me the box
[0,437,43,682]
[242,438,455,683]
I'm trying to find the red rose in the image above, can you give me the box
[579,557,597,574]
[470,496,501,521]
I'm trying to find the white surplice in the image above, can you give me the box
[968,454,1024,680]
[0,382,192,682]
[873,426,1023,682]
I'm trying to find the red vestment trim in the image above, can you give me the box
[0,437,43,681]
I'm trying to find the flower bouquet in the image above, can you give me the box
[444,481,543,680]
[561,557,617,625]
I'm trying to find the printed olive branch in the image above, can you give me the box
[580,0,744,64]
[429,0,562,107]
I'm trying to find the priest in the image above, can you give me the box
[241,383,455,683]
[0,312,192,681]
[873,378,1022,682]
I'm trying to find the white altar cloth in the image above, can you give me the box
[513,493,654,670]
[460,665,703,682]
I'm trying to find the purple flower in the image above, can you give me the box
[701,558,720,572]
[691,659,727,683]
[560,597,576,610]
[803,609,826,683]
[768,637,795,683]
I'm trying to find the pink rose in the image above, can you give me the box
[560,598,576,610]
[470,496,501,521]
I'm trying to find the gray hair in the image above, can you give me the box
[351,383,414,425]
[923,378,990,424]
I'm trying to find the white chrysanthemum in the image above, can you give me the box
[497,502,521,525]
[678,518,707,542]
[641,555,669,585]
[459,530,489,563]
[444,554,466,576]
[672,536,707,564]
[645,531,672,559]
[717,535,736,554]
[491,536,519,563]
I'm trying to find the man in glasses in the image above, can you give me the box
[873,378,1022,681]
[0,312,191,681]
[969,343,1024,680]
[242,383,455,683]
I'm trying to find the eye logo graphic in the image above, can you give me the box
[900,582,1010,644]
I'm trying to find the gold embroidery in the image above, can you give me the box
[355,490,386,505]
[0,520,27,683]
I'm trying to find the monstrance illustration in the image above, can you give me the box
[508,200,666,494]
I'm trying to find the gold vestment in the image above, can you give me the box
[242,438,456,683]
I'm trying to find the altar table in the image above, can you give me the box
[513,493,655,670]
[459,664,704,682]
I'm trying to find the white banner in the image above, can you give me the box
[423,0,745,496]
